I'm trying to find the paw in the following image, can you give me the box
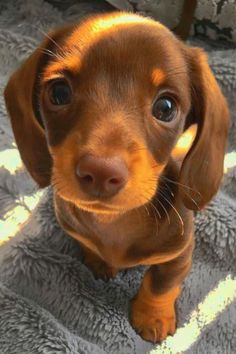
[130,295,177,343]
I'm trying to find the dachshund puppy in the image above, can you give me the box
[4,12,229,343]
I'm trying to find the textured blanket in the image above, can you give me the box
[0,1,235,353]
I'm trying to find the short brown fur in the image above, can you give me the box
[4,12,230,343]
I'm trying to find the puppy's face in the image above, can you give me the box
[39,14,191,214]
[5,13,229,213]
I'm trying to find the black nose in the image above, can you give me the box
[76,155,128,198]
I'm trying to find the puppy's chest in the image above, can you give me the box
[86,212,163,267]
[58,202,191,268]
[96,217,152,248]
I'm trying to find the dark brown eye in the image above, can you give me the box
[49,80,72,105]
[152,96,177,122]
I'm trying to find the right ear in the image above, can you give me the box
[4,24,76,187]
[4,40,53,187]
[179,47,230,210]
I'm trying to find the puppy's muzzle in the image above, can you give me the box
[76,155,128,198]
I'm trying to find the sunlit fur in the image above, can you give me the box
[40,13,192,214]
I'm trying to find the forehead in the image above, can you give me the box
[43,13,188,93]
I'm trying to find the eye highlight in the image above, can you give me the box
[48,79,72,106]
[152,96,177,122]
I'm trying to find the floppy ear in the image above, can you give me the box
[4,40,52,187]
[179,48,230,210]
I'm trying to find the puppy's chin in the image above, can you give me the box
[60,196,148,216]
[55,187,156,216]
[75,201,125,215]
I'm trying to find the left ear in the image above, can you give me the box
[179,47,230,210]
[4,45,52,187]
[4,24,75,187]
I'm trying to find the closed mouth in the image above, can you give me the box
[76,199,125,214]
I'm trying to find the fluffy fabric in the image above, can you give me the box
[0,1,235,353]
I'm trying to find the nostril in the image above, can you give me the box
[108,177,121,185]
[82,174,94,184]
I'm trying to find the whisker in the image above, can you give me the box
[149,202,159,238]
[132,190,161,237]
[23,24,69,61]
[162,181,175,197]
[143,204,150,217]
[146,173,200,211]
[39,48,64,61]
[161,175,201,196]
[180,191,200,210]
[161,176,200,210]
[150,201,161,219]
[34,25,64,53]
[158,189,184,236]
[156,198,170,225]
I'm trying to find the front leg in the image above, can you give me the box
[82,247,119,281]
[130,243,193,343]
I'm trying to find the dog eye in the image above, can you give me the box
[49,80,72,105]
[152,97,177,122]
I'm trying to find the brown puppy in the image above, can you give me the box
[4,12,229,343]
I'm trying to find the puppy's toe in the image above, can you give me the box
[130,295,177,343]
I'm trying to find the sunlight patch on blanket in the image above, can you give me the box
[0,205,29,244]
[0,191,42,244]
[224,151,236,173]
[151,275,236,354]
[0,148,23,173]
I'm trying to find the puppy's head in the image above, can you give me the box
[5,12,229,214]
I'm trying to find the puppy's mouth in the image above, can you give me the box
[52,176,129,214]
[74,199,126,214]
[53,171,159,215]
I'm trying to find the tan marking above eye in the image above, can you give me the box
[151,68,166,86]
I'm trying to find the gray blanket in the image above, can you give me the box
[0,1,235,353]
